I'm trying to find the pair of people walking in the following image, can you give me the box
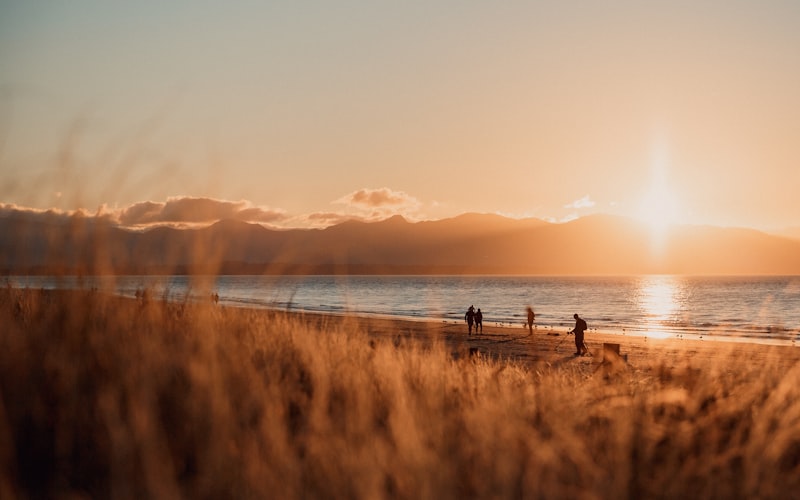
[465,305,483,335]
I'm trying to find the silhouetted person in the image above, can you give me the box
[526,306,535,333]
[571,313,588,356]
[465,305,476,335]
[475,308,483,333]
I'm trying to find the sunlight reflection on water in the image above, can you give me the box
[7,274,800,343]
[636,275,689,335]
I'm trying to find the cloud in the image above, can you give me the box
[118,197,286,226]
[1,203,46,216]
[335,188,420,209]
[297,212,368,228]
[118,201,164,225]
[2,192,427,231]
[564,195,596,210]
[324,187,424,225]
[2,203,81,221]
[543,213,579,224]
[1,198,287,228]
[560,213,579,223]
[0,203,117,227]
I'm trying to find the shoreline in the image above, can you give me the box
[7,287,800,371]
[8,274,800,345]
[227,302,800,371]
[221,301,800,348]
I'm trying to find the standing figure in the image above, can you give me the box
[571,313,588,356]
[475,308,483,333]
[465,305,476,335]
[526,306,535,333]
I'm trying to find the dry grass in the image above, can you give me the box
[2,287,800,499]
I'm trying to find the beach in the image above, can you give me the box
[10,286,800,370]
[278,305,800,373]
[6,286,800,382]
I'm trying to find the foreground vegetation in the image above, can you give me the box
[2,287,800,499]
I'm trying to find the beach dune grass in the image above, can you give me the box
[2,287,800,498]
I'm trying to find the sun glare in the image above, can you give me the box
[637,138,681,250]
[638,182,680,235]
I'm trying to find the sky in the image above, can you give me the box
[1,0,799,231]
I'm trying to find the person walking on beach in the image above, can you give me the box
[526,306,535,333]
[475,308,483,333]
[465,305,476,335]
[571,313,588,356]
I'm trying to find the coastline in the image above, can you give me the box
[9,274,799,346]
[7,286,800,371]
[233,302,800,372]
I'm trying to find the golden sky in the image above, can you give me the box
[1,1,798,231]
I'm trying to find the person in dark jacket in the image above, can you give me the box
[571,313,588,356]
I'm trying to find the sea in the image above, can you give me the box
[6,275,800,345]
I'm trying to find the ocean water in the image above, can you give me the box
[7,275,800,343]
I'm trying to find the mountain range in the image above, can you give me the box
[1,212,799,275]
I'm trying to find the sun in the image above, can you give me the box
[637,181,681,256]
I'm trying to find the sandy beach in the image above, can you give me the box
[267,305,800,373]
[10,287,800,371]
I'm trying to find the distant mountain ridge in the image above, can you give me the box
[774,227,800,241]
[1,211,799,275]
